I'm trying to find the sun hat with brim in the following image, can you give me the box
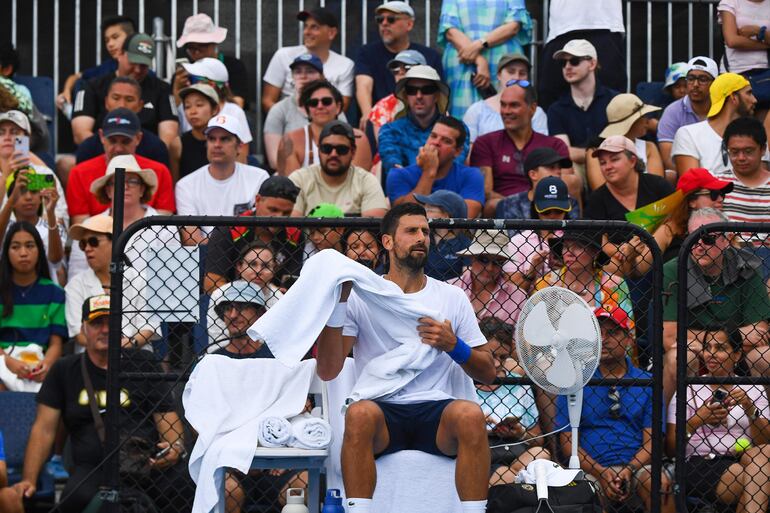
[663,62,688,90]
[69,215,113,241]
[213,280,267,319]
[591,135,637,158]
[414,190,467,219]
[456,229,512,259]
[394,65,450,117]
[599,94,661,138]
[179,83,220,107]
[177,13,228,47]
[676,167,734,196]
[0,110,31,133]
[708,72,751,118]
[90,154,158,204]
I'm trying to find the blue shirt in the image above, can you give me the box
[378,114,470,177]
[81,59,118,81]
[386,161,485,205]
[657,96,702,143]
[554,359,653,467]
[426,234,472,281]
[75,128,170,167]
[547,84,618,148]
[495,190,580,220]
[0,430,5,461]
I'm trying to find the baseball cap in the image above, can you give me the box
[179,83,220,106]
[523,147,572,173]
[0,110,30,134]
[592,135,637,158]
[387,49,427,70]
[553,39,597,60]
[676,167,734,196]
[101,108,141,138]
[319,120,356,145]
[258,176,301,202]
[297,7,339,28]
[687,56,719,80]
[205,114,250,142]
[290,53,324,75]
[414,190,468,219]
[376,1,415,17]
[82,295,111,323]
[176,13,227,47]
[707,72,751,118]
[533,177,571,213]
[594,305,631,330]
[182,57,229,83]
[214,280,267,319]
[498,53,531,71]
[308,203,344,218]
[663,62,688,89]
[69,215,113,241]
[124,33,154,66]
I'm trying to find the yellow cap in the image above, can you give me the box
[707,73,750,118]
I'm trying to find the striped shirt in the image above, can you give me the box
[718,172,770,244]
[0,278,67,349]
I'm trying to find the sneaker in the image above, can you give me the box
[46,455,69,481]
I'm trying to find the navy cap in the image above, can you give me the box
[290,53,324,75]
[101,108,141,138]
[533,176,571,213]
[414,190,467,219]
[523,147,572,173]
[387,49,427,70]
[297,7,339,28]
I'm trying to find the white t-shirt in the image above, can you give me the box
[263,45,355,98]
[124,205,182,272]
[672,120,770,175]
[547,0,625,43]
[178,101,253,144]
[175,162,269,234]
[342,276,486,404]
[718,0,770,73]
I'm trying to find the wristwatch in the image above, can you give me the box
[750,406,761,421]
[480,38,489,49]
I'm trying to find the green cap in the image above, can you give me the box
[308,203,344,218]
[125,33,154,66]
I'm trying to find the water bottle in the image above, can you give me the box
[321,489,345,513]
[280,488,309,513]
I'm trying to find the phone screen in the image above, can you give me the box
[14,135,29,156]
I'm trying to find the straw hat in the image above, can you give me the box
[599,94,660,138]
[90,154,157,204]
[394,65,450,118]
[456,229,512,258]
[69,215,113,240]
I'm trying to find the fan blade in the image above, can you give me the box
[523,302,557,347]
[560,303,597,341]
[546,348,577,388]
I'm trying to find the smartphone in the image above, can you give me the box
[153,445,171,459]
[14,135,29,156]
[711,389,729,404]
[27,173,54,192]
[175,57,190,69]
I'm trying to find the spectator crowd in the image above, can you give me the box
[2,1,770,512]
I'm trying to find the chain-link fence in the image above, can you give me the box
[672,219,770,513]
[46,213,671,513]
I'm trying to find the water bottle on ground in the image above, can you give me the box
[321,489,345,513]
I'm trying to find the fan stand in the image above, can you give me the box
[567,390,584,469]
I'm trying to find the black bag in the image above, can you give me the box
[82,488,160,513]
[118,436,154,482]
[487,480,602,513]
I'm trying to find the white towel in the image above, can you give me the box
[258,417,292,448]
[289,413,332,450]
[247,249,445,404]
[183,356,316,513]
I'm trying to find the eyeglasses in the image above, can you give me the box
[685,74,713,85]
[505,79,531,88]
[78,236,109,251]
[106,178,144,189]
[375,14,405,25]
[306,96,335,108]
[476,255,506,266]
[560,56,591,68]
[319,143,352,156]
[608,386,621,419]
[727,147,758,158]
[692,189,726,201]
[404,84,439,96]
[698,234,718,246]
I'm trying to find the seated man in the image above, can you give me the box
[557,305,673,513]
[289,120,387,217]
[0,430,23,513]
[416,190,471,281]
[212,280,273,358]
[72,33,179,147]
[387,115,484,218]
[204,176,303,294]
[13,295,192,513]
[316,203,496,513]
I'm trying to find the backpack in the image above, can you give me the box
[487,480,602,513]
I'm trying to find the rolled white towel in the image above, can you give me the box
[289,414,332,450]
[258,416,292,448]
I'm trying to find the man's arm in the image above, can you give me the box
[361,208,388,218]
[316,282,355,381]
[465,200,482,218]
[158,122,180,150]
[659,142,674,172]
[203,272,228,295]
[674,155,700,177]
[417,318,496,384]
[150,411,183,469]
[14,404,60,498]
[391,146,438,206]
[741,321,769,350]
[355,75,375,129]
[262,84,282,113]
[71,116,96,145]
[554,134,586,164]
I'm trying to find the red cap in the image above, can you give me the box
[676,168,734,195]
[594,305,632,330]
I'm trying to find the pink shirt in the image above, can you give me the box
[447,268,527,324]
[718,0,770,73]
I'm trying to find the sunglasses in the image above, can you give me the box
[389,64,414,76]
[692,189,726,201]
[608,386,621,419]
[319,143,352,156]
[375,14,404,25]
[698,233,718,246]
[505,79,531,88]
[78,236,108,251]
[306,96,335,108]
[560,56,592,68]
[404,84,439,96]
[476,255,506,266]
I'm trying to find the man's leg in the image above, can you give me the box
[341,400,390,511]
[0,488,23,513]
[436,399,490,512]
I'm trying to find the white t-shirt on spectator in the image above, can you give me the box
[718,0,770,73]
[175,162,269,234]
[263,45,355,98]
[671,121,731,175]
[178,101,253,144]
[547,0,625,43]
[342,276,486,404]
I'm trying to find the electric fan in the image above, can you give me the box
[515,286,602,501]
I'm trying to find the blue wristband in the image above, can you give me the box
[759,26,767,42]
[447,337,472,365]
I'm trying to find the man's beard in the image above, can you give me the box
[395,244,428,271]
[322,161,350,177]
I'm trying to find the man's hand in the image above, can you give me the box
[173,67,191,97]
[13,480,36,498]
[492,416,526,440]
[472,57,491,89]
[417,318,457,352]
[149,441,180,470]
[611,466,633,501]
[416,145,439,177]
[598,466,623,502]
